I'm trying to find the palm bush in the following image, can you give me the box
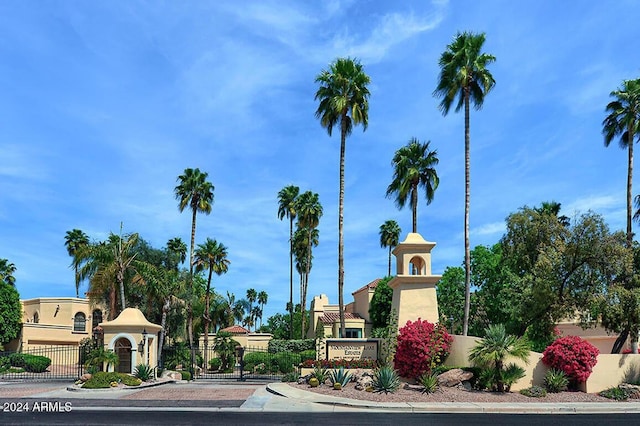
[134,364,154,381]
[328,367,352,388]
[85,347,119,371]
[468,324,530,392]
[213,331,238,372]
[372,365,401,394]
[544,369,569,393]
[418,372,439,394]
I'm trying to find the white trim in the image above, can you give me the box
[107,333,137,373]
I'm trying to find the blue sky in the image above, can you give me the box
[1,0,639,321]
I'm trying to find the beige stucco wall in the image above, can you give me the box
[352,287,374,323]
[389,276,440,329]
[444,334,640,393]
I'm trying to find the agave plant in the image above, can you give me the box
[544,369,569,393]
[418,371,439,394]
[372,365,400,394]
[328,367,352,388]
[133,364,154,381]
[312,365,329,384]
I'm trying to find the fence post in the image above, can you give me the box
[236,346,245,382]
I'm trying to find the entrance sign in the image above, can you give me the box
[326,339,378,360]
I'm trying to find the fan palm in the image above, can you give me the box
[386,138,439,234]
[195,238,230,347]
[295,191,322,338]
[0,258,17,287]
[166,237,187,271]
[64,229,90,297]
[315,57,370,338]
[379,220,401,276]
[246,288,257,330]
[603,78,640,247]
[468,324,530,392]
[434,31,496,336]
[277,184,299,339]
[175,167,214,346]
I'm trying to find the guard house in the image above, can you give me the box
[99,308,162,374]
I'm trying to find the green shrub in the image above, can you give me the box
[208,357,222,371]
[163,343,192,370]
[372,365,400,394]
[268,339,315,353]
[23,355,51,373]
[0,356,10,370]
[180,370,192,381]
[520,386,547,398]
[298,350,316,363]
[544,369,569,393]
[8,353,26,368]
[133,364,154,381]
[599,386,631,401]
[281,372,300,383]
[501,364,526,392]
[418,372,439,394]
[82,372,141,389]
[275,352,300,374]
[329,367,352,388]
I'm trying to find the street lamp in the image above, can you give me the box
[140,328,148,365]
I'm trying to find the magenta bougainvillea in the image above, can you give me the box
[393,318,452,379]
[542,335,599,385]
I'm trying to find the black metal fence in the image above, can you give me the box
[159,345,302,381]
[0,345,86,380]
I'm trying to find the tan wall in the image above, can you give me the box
[352,289,373,323]
[390,276,440,329]
[444,334,639,393]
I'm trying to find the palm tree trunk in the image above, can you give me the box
[463,89,471,337]
[75,265,80,298]
[188,208,197,348]
[289,217,294,339]
[204,268,213,349]
[158,298,170,364]
[387,246,392,276]
[302,236,312,339]
[338,119,347,339]
[627,124,634,248]
[117,268,126,312]
[411,184,418,233]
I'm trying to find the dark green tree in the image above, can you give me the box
[368,277,394,330]
[64,229,90,297]
[379,221,401,276]
[0,281,21,347]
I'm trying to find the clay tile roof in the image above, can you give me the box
[220,325,250,334]
[352,278,382,296]
[319,312,363,324]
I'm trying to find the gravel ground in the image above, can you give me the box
[288,382,635,404]
[122,386,256,401]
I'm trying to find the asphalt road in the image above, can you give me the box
[3,411,640,425]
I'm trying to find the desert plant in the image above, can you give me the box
[501,364,526,392]
[328,367,352,388]
[394,318,452,379]
[372,365,401,394]
[544,369,569,393]
[312,365,329,384]
[213,331,238,371]
[180,370,192,381]
[418,371,439,394]
[520,385,547,398]
[133,364,154,381]
[542,336,598,388]
[468,324,530,392]
[82,372,142,389]
[599,386,631,401]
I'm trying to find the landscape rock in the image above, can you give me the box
[437,368,474,387]
[353,370,374,391]
[620,383,640,399]
[80,373,92,382]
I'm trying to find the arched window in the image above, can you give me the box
[74,312,87,332]
[92,309,103,326]
[33,311,39,324]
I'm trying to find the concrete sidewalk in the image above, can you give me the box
[3,380,640,414]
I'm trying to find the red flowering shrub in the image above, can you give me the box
[542,336,599,385]
[393,318,452,379]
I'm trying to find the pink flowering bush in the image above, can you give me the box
[393,318,452,379]
[542,336,599,386]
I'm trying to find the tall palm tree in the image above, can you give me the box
[277,185,299,339]
[379,220,401,276]
[434,31,496,336]
[603,78,640,248]
[246,288,257,330]
[257,290,268,329]
[386,139,439,234]
[175,167,214,347]
[195,238,230,348]
[295,191,322,338]
[0,258,16,287]
[315,57,370,338]
[468,324,530,392]
[64,229,90,297]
